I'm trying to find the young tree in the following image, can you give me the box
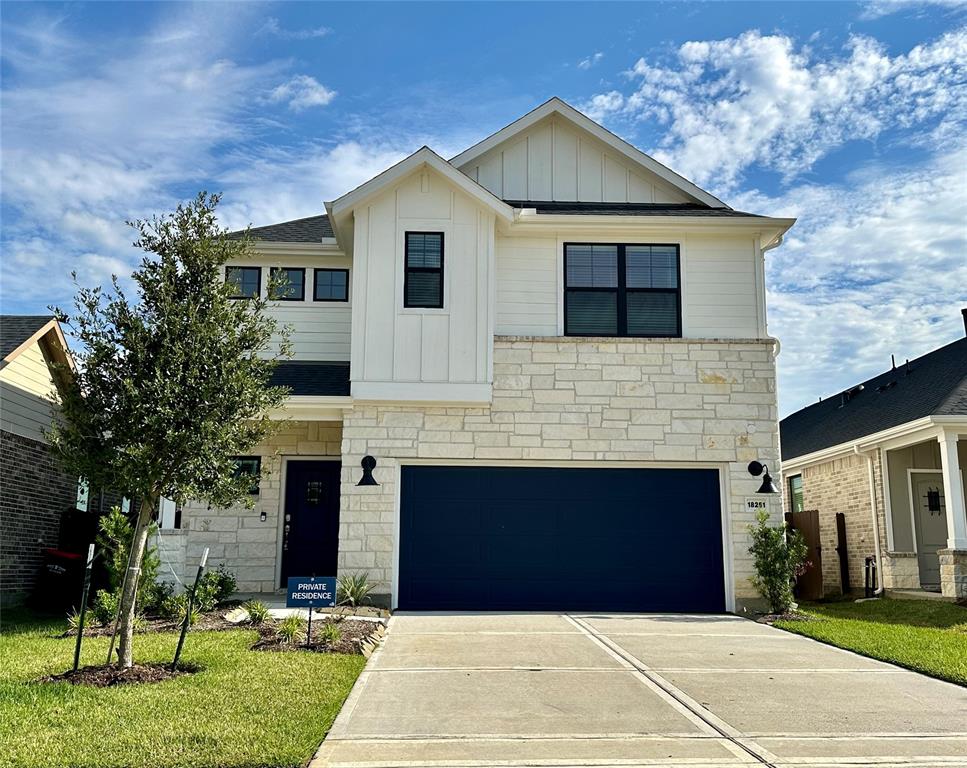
[747,510,810,615]
[50,192,290,667]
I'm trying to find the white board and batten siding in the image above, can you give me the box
[0,342,58,442]
[493,232,764,339]
[225,252,352,362]
[350,167,495,402]
[459,116,692,205]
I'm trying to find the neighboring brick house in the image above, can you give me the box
[0,316,78,605]
[168,97,796,612]
[780,313,967,600]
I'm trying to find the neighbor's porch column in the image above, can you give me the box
[938,430,967,550]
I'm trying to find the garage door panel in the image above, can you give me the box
[399,466,725,612]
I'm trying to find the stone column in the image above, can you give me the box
[938,430,967,599]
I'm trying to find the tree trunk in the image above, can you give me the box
[115,494,157,667]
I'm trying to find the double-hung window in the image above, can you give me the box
[226,266,261,299]
[404,232,444,308]
[789,475,804,514]
[269,267,305,301]
[564,243,680,337]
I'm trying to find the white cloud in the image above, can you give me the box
[739,145,967,415]
[586,28,967,194]
[861,0,967,19]
[268,75,337,111]
[258,17,332,40]
[582,90,624,121]
[577,52,604,70]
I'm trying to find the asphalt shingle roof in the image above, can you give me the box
[269,361,350,397]
[503,201,766,218]
[780,336,967,461]
[229,214,333,243]
[0,315,53,360]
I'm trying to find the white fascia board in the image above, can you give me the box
[329,147,514,223]
[269,396,353,421]
[779,415,967,472]
[249,241,343,257]
[351,381,493,406]
[508,211,796,244]
[450,97,728,210]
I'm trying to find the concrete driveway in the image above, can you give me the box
[313,612,967,767]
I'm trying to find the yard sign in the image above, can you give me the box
[286,576,337,608]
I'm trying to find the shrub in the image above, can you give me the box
[144,580,174,614]
[276,614,306,644]
[243,600,270,626]
[66,608,87,633]
[318,621,342,645]
[748,509,809,614]
[194,565,237,612]
[160,593,198,626]
[91,589,120,626]
[337,572,374,611]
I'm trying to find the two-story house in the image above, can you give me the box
[171,98,795,613]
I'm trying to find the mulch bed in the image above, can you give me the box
[41,662,200,688]
[252,618,384,655]
[63,611,239,638]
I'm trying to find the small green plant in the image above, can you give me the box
[318,621,342,645]
[337,572,374,611]
[748,509,810,614]
[243,600,271,626]
[66,608,89,633]
[160,593,199,626]
[276,614,306,644]
[91,589,120,626]
[96,506,161,610]
[194,565,238,612]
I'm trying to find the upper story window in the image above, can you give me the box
[269,267,305,301]
[226,266,261,299]
[314,268,349,302]
[564,243,680,337]
[404,232,444,308]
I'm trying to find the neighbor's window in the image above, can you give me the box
[314,268,349,302]
[564,243,680,337]
[232,456,262,495]
[269,267,305,301]
[226,266,261,299]
[789,475,804,513]
[404,232,444,308]
[76,479,90,512]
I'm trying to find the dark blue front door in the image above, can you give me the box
[280,460,341,586]
[399,466,724,612]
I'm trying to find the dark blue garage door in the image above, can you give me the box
[399,466,725,612]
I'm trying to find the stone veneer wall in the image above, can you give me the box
[800,451,887,594]
[1,429,76,605]
[340,336,781,609]
[179,421,342,592]
[939,548,967,599]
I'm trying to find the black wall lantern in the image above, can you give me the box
[357,455,379,486]
[748,460,779,494]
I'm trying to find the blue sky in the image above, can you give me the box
[2,0,965,415]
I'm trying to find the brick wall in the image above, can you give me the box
[341,336,782,608]
[179,421,342,592]
[800,451,887,594]
[1,429,76,604]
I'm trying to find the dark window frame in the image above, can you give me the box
[225,266,262,300]
[313,268,350,302]
[232,456,262,495]
[269,267,306,302]
[404,231,445,309]
[563,242,682,338]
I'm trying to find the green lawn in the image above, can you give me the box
[774,598,967,686]
[0,608,366,768]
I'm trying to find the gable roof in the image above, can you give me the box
[780,336,967,461]
[450,97,728,210]
[1,315,55,361]
[228,214,333,243]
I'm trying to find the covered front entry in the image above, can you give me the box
[398,465,725,612]
[279,460,341,586]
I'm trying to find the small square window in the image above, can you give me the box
[314,269,349,302]
[233,456,262,495]
[404,232,444,308]
[269,268,305,301]
[226,266,261,299]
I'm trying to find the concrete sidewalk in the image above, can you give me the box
[312,612,967,767]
